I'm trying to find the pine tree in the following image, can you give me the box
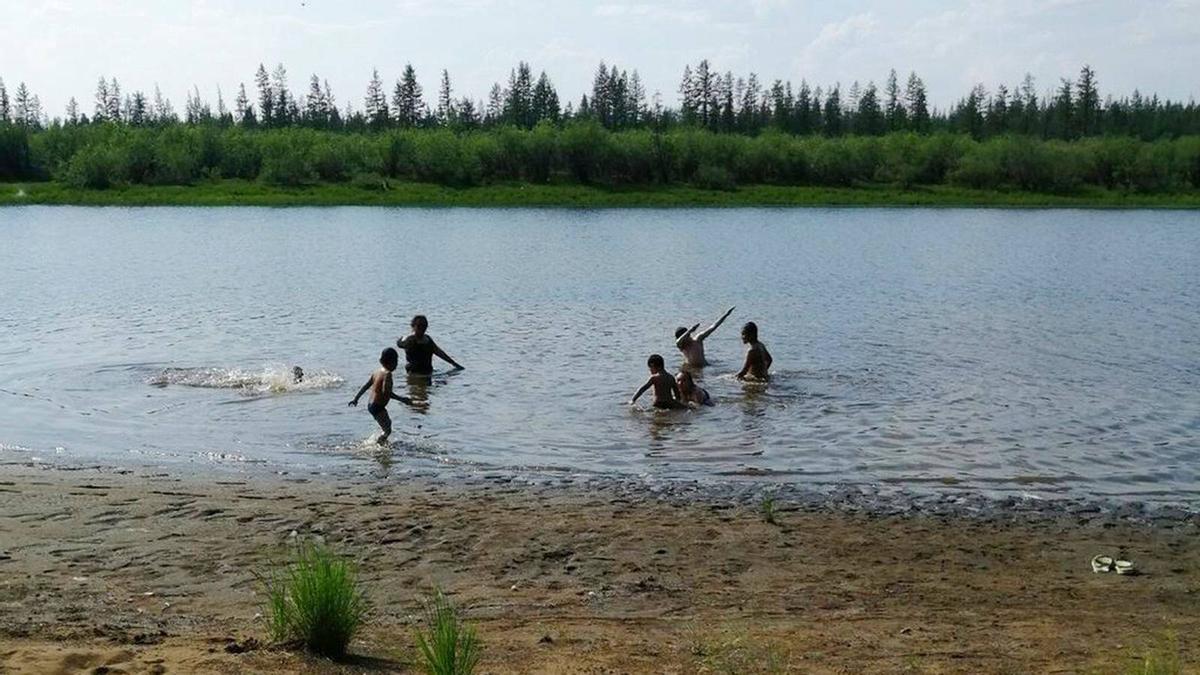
[590,61,611,126]
[392,64,424,127]
[436,70,454,125]
[795,80,812,134]
[14,82,36,127]
[856,81,884,135]
[255,64,274,126]
[905,72,929,132]
[718,71,735,132]
[129,91,149,126]
[1049,77,1075,139]
[234,83,253,126]
[692,60,715,127]
[988,85,1009,135]
[94,76,110,122]
[1075,65,1100,136]
[486,83,504,124]
[0,78,10,123]
[456,97,479,128]
[272,64,291,126]
[823,84,842,136]
[323,80,338,128]
[365,68,389,128]
[153,85,176,123]
[1022,72,1041,134]
[215,86,230,124]
[678,64,696,124]
[531,71,560,124]
[64,97,79,125]
[305,74,325,127]
[885,69,906,131]
[738,73,760,132]
[503,62,533,127]
[107,77,122,122]
[628,70,646,126]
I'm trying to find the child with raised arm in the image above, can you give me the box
[676,370,713,407]
[348,347,413,444]
[675,306,735,368]
[396,314,464,377]
[736,321,773,381]
[629,354,688,410]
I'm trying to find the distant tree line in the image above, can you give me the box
[2,62,1198,138]
[1,62,1198,191]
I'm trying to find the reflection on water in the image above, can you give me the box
[1,206,1199,502]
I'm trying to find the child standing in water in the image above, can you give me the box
[629,354,688,409]
[676,370,713,406]
[396,315,464,377]
[348,348,412,444]
[674,306,735,369]
[736,321,773,381]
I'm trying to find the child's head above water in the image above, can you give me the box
[411,314,429,336]
[741,321,758,343]
[675,326,689,340]
[646,354,665,373]
[380,347,399,371]
[676,370,695,392]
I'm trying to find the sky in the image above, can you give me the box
[2,0,1197,118]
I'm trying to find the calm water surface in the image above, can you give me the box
[1,206,1197,502]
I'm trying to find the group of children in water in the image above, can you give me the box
[629,306,773,410]
[350,310,771,443]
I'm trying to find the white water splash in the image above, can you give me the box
[148,365,344,395]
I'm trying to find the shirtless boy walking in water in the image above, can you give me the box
[629,354,688,409]
[396,315,464,377]
[349,348,412,444]
[675,306,735,368]
[736,321,773,381]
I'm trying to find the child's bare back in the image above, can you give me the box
[630,354,688,410]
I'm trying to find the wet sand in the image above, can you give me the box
[0,464,1197,674]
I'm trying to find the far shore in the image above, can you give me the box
[3,179,1200,209]
[0,462,1195,673]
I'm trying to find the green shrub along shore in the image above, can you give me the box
[2,123,1199,207]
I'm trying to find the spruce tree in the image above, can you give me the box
[107,77,122,122]
[0,78,9,123]
[64,97,78,125]
[272,64,291,126]
[905,72,929,132]
[365,68,389,128]
[678,64,695,125]
[393,64,424,127]
[823,84,842,136]
[255,64,273,126]
[1075,65,1099,136]
[94,77,109,123]
[856,81,884,135]
[234,83,253,126]
[436,69,454,125]
[885,69,906,131]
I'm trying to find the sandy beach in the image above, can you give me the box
[0,463,1195,674]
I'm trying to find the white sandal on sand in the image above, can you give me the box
[1091,555,1114,573]
[1114,559,1136,575]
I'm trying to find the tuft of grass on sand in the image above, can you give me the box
[688,625,789,675]
[759,497,779,525]
[262,541,368,659]
[1124,633,1184,675]
[414,589,481,675]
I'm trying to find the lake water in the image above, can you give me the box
[1,206,1198,503]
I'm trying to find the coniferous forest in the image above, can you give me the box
[1,61,1199,198]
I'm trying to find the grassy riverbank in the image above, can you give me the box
[3,179,1200,208]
